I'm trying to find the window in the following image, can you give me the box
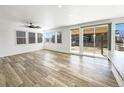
[51,32,55,43]
[29,32,35,44]
[45,32,55,43]
[16,31,26,44]
[45,32,50,42]
[57,32,62,43]
[115,23,124,51]
[37,33,43,43]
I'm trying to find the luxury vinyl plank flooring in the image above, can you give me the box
[0,50,118,87]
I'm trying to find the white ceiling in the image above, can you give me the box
[0,5,124,30]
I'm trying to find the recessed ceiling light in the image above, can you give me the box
[58,5,62,8]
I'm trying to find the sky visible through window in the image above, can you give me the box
[116,23,124,31]
[45,32,55,38]
[116,23,124,37]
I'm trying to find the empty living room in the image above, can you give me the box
[0,0,124,93]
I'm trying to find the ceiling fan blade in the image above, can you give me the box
[22,21,41,29]
[35,26,41,29]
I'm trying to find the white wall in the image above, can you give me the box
[0,20,44,57]
[1,17,124,57]
[44,27,70,53]
[44,19,111,54]
[44,17,124,55]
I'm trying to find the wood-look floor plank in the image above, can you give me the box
[0,73,6,87]
[3,63,23,87]
[0,50,118,87]
[11,63,34,87]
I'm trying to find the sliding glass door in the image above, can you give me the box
[83,25,108,57]
[70,24,109,57]
[70,28,80,54]
[83,27,95,56]
[95,26,108,56]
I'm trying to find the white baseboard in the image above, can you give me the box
[112,65,124,87]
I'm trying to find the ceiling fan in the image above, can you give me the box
[24,22,41,29]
